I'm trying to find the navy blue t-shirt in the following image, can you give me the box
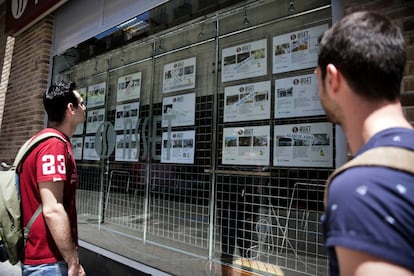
[322,128,414,275]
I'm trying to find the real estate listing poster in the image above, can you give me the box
[71,137,83,160]
[74,87,87,135]
[222,125,270,165]
[162,92,195,127]
[115,102,140,131]
[222,39,267,82]
[163,57,196,93]
[117,72,142,102]
[274,122,333,167]
[87,82,106,108]
[272,24,328,74]
[115,134,139,162]
[83,136,100,161]
[86,108,105,134]
[161,130,195,164]
[224,81,271,122]
[275,74,324,118]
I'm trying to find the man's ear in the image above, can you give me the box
[67,102,75,114]
[325,64,341,94]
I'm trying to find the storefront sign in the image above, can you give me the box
[6,0,68,35]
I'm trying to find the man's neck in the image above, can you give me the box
[48,122,73,139]
[342,100,412,155]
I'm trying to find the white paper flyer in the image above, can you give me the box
[274,122,333,167]
[70,137,83,160]
[115,102,140,131]
[115,134,139,162]
[117,72,141,102]
[162,92,195,127]
[83,136,100,161]
[86,108,105,134]
[222,125,270,165]
[222,39,267,82]
[163,57,196,93]
[224,81,271,122]
[87,82,106,108]
[74,87,87,135]
[161,130,195,164]
[275,74,324,118]
[272,24,328,74]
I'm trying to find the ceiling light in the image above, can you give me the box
[289,0,296,12]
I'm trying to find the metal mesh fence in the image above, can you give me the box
[214,172,328,275]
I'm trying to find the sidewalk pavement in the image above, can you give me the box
[0,261,21,275]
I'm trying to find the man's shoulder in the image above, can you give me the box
[32,129,69,146]
[329,165,374,192]
[364,127,414,151]
[35,128,68,140]
[330,164,414,203]
[26,130,69,159]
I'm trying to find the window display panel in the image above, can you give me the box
[218,0,331,37]
[153,44,216,101]
[152,29,216,168]
[102,41,153,162]
[51,0,335,274]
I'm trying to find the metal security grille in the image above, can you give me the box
[215,173,328,275]
[147,164,210,250]
[146,96,213,253]
[77,165,102,223]
[103,167,146,233]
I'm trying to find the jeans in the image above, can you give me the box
[22,261,68,276]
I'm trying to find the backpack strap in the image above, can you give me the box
[13,132,67,169]
[324,146,414,206]
[23,205,42,242]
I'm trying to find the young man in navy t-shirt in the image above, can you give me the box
[316,11,414,276]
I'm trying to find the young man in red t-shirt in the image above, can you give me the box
[19,81,86,276]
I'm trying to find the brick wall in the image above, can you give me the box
[343,0,414,125]
[0,14,54,164]
[0,2,7,137]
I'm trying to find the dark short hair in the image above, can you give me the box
[43,81,78,123]
[318,11,406,101]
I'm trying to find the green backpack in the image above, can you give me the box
[0,132,66,265]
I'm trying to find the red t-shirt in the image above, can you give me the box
[19,128,78,265]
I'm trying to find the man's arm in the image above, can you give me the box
[336,247,414,276]
[39,180,82,275]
